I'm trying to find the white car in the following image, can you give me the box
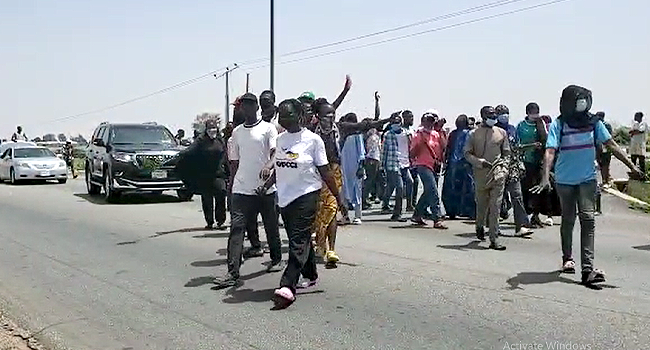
[0,144,69,184]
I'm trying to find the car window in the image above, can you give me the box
[110,126,177,145]
[14,148,56,158]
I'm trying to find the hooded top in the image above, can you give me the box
[559,85,596,129]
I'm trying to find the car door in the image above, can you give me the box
[0,149,9,179]
[92,126,106,177]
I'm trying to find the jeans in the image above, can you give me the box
[201,190,227,226]
[383,170,404,217]
[410,168,419,208]
[363,159,381,204]
[504,180,529,231]
[402,168,414,209]
[227,193,283,277]
[280,191,320,294]
[414,166,441,221]
[556,181,597,273]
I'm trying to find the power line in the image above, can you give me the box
[49,68,229,123]
[242,0,573,71]
[234,0,536,69]
[50,0,572,123]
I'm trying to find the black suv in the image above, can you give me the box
[85,122,193,202]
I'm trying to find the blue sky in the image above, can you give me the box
[1,0,649,139]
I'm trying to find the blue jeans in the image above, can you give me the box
[383,170,403,217]
[415,166,441,221]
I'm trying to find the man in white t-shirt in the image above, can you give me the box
[629,112,647,173]
[213,93,284,289]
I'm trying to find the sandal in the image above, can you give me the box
[561,259,576,274]
[433,221,448,230]
[582,269,606,285]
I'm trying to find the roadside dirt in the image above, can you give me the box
[0,314,46,350]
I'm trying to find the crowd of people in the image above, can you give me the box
[173,77,646,309]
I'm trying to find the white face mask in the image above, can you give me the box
[484,118,497,127]
[207,129,219,139]
[575,99,588,113]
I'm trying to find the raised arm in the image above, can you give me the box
[374,91,380,121]
[332,75,352,110]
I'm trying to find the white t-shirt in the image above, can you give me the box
[396,127,412,169]
[630,121,648,156]
[275,128,328,208]
[229,120,278,195]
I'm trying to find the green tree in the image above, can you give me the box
[612,126,631,145]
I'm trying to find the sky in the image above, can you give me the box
[1,0,649,139]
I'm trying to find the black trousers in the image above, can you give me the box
[201,190,226,226]
[227,193,282,277]
[363,159,381,204]
[279,191,319,293]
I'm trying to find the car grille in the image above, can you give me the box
[33,164,55,169]
[136,154,175,169]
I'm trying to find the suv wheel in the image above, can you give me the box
[86,166,101,195]
[177,189,193,202]
[103,170,120,203]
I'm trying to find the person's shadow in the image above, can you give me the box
[506,271,619,291]
[437,240,488,251]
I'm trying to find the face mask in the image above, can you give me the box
[528,114,540,121]
[575,99,588,113]
[484,118,497,127]
[390,124,402,133]
[497,114,509,125]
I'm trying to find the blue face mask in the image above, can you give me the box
[390,124,402,133]
[497,114,509,125]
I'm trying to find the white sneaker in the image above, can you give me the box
[515,228,534,237]
[544,217,554,226]
[352,218,362,225]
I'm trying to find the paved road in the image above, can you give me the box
[0,179,649,350]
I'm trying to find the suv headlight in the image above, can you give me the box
[112,152,134,162]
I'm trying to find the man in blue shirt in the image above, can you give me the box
[533,85,643,286]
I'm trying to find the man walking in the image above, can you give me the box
[533,85,643,285]
[464,106,510,250]
[213,93,284,289]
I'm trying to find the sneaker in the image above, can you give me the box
[514,228,534,237]
[489,242,506,251]
[561,259,576,274]
[411,216,427,226]
[352,218,362,225]
[297,277,319,289]
[476,226,486,241]
[390,215,407,222]
[326,250,340,263]
[581,269,606,285]
[405,205,415,212]
[374,198,381,204]
[544,217,554,226]
[243,247,264,259]
[212,273,239,289]
[215,222,226,230]
[266,260,286,273]
[204,224,214,230]
[273,287,296,309]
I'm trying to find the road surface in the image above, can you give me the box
[0,178,649,350]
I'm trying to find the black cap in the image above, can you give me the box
[240,93,258,104]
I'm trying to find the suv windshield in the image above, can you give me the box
[110,126,177,146]
[14,148,56,158]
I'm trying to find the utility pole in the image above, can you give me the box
[225,67,231,124]
[270,0,275,91]
[246,73,250,93]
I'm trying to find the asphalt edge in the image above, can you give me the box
[603,186,650,208]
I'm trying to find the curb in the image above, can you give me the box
[603,186,650,207]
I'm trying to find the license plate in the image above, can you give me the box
[40,171,51,177]
[151,170,167,179]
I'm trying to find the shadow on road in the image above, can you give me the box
[74,193,184,205]
[506,271,620,291]
[222,288,276,304]
[633,245,650,251]
[437,240,488,251]
[506,271,575,290]
[191,259,228,267]
[184,276,215,288]
[192,231,231,239]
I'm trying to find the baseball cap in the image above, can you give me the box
[298,91,315,101]
[239,92,258,103]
